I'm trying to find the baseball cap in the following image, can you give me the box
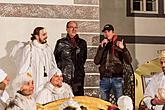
[102,24,114,32]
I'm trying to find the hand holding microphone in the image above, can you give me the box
[100,38,109,47]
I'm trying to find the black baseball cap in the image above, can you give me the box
[102,24,114,32]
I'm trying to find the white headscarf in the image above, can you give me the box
[0,69,7,82]
[48,68,62,81]
[12,71,33,94]
[117,95,133,110]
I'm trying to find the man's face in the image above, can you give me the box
[66,22,78,38]
[36,29,48,44]
[51,74,63,87]
[21,80,34,96]
[103,30,114,40]
[160,57,165,72]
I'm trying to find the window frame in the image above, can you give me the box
[127,0,165,17]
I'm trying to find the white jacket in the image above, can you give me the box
[7,92,36,110]
[144,72,165,110]
[36,82,74,104]
[0,90,9,110]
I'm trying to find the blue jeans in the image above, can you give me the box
[100,77,124,102]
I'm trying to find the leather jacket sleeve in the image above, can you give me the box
[122,47,132,64]
[82,41,87,65]
[54,40,62,68]
[94,45,105,65]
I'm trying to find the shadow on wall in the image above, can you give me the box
[0,40,19,96]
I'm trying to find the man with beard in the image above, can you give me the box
[0,69,10,110]
[11,27,57,92]
[54,21,87,96]
[36,68,74,104]
[144,50,165,110]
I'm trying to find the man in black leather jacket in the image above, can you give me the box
[94,24,132,102]
[54,21,87,96]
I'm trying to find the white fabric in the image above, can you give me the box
[117,95,133,110]
[0,90,9,110]
[59,98,81,110]
[0,90,9,103]
[7,93,36,110]
[144,72,165,110]
[12,40,57,91]
[10,42,28,70]
[0,99,6,110]
[36,82,74,104]
[0,69,7,82]
[48,68,62,81]
[12,72,33,94]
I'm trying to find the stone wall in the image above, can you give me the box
[0,0,100,97]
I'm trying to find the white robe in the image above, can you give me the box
[144,72,165,110]
[7,93,36,110]
[0,90,9,110]
[36,82,74,104]
[15,40,57,91]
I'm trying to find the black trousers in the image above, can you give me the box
[72,82,84,96]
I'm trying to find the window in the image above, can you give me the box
[146,0,156,11]
[127,0,165,17]
[131,0,158,13]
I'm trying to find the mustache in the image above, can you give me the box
[44,37,47,40]
[41,40,47,44]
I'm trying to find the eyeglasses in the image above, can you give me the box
[68,26,78,29]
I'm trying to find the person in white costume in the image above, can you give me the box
[11,27,57,91]
[117,95,133,110]
[144,49,165,110]
[36,68,74,104]
[0,69,10,110]
[7,71,36,110]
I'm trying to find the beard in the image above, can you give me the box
[162,67,165,73]
[39,38,47,44]
[41,40,47,44]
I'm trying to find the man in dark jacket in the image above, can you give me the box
[94,24,132,102]
[54,21,87,96]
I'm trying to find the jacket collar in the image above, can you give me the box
[66,34,79,41]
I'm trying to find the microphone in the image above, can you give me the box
[101,38,109,47]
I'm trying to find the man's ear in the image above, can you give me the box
[35,35,39,40]
[66,28,69,32]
